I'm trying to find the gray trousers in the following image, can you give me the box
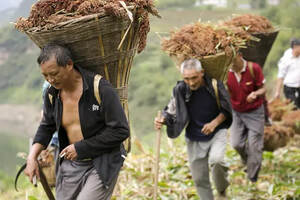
[186,129,229,200]
[56,159,118,200]
[230,105,264,182]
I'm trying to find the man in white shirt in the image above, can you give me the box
[274,39,300,109]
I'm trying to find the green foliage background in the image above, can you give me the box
[1,0,300,141]
[0,0,300,198]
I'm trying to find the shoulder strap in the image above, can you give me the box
[212,79,220,109]
[48,94,53,105]
[94,74,103,105]
[248,61,255,81]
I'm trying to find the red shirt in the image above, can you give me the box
[227,61,265,112]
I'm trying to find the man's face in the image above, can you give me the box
[292,45,300,57]
[231,53,244,72]
[182,68,204,91]
[40,57,71,89]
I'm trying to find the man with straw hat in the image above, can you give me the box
[24,43,129,200]
[154,59,232,200]
[227,51,266,183]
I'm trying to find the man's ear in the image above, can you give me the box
[66,60,73,70]
[200,69,205,77]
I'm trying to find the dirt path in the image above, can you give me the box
[0,104,41,137]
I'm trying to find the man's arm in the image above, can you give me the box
[154,96,176,130]
[274,51,290,99]
[202,113,226,135]
[33,89,57,147]
[247,85,266,103]
[274,77,284,99]
[24,143,44,183]
[247,64,266,103]
[75,84,129,159]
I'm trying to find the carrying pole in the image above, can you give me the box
[154,111,162,200]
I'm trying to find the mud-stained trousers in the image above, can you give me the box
[186,129,229,200]
[56,159,118,200]
[230,105,264,182]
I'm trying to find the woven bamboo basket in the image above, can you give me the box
[240,30,279,68]
[175,51,233,82]
[199,52,233,82]
[24,9,141,153]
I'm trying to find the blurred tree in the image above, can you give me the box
[227,0,238,9]
[250,0,267,9]
[156,0,196,9]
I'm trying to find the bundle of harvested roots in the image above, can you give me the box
[282,110,300,134]
[222,14,275,34]
[15,0,160,53]
[268,99,294,121]
[264,123,295,152]
[161,22,250,62]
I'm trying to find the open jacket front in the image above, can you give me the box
[162,75,232,139]
[33,66,130,187]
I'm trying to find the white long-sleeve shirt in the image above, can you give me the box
[277,48,300,88]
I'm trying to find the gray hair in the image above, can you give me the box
[180,59,203,73]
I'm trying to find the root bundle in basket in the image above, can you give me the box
[15,0,160,53]
[161,22,249,63]
[222,14,275,34]
[282,111,300,134]
[268,99,294,121]
[264,123,295,152]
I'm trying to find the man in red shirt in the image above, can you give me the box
[227,51,266,182]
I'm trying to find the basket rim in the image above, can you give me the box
[250,28,280,35]
[24,5,136,33]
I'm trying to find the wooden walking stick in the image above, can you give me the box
[154,111,162,200]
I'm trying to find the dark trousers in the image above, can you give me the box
[284,85,300,109]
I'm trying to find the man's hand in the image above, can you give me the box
[201,121,217,135]
[154,116,165,130]
[24,157,40,184]
[60,144,77,160]
[274,91,280,99]
[246,91,258,103]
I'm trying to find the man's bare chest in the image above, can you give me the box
[61,92,82,126]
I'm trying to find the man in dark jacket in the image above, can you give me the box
[24,43,129,200]
[155,59,232,200]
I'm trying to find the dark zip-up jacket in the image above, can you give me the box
[162,75,232,139]
[33,66,130,187]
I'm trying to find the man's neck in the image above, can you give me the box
[62,69,82,93]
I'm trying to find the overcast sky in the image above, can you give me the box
[0,0,22,11]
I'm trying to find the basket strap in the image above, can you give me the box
[94,74,103,105]
[95,16,110,82]
[248,61,255,81]
[118,1,133,50]
[212,79,220,109]
[48,94,53,105]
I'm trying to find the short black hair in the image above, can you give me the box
[290,38,300,48]
[37,42,73,67]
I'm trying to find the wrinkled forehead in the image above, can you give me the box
[40,57,60,73]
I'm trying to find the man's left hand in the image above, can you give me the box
[201,122,217,135]
[60,144,77,160]
[247,91,257,103]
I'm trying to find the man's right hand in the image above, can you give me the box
[154,116,165,130]
[24,157,40,184]
[274,91,281,99]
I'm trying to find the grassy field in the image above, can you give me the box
[1,134,299,200]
